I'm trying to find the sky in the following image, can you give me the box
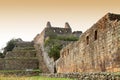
[0,0,120,50]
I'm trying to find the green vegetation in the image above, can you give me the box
[44,38,56,47]
[3,38,22,55]
[45,38,62,61]
[0,52,4,58]
[0,75,28,80]
[44,35,79,60]
[31,76,72,80]
[113,72,120,75]
[48,44,62,61]
[0,70,41,73]
[0,75,72,80]
[4,39,16,53]
[45,30,57,39]
[45,36,79,46]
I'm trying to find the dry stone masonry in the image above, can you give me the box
[56,13,120,73]
[40,72,120,80]
[34,22,82,73]
[0,13,120,77]
[0,40,39,70]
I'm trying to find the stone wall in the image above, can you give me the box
[15,41,34,47]
[56,13,120,73]
[45,22,72,37]
[72,31,82,37]
[0,71,40,76]
[0,41,39,70]
[0,58,38,70]
[34,22,82,73]
[5,50,36,58]
[44,27,72,38]
[34,29,53,73]
[34,44,50,73]
[0,59,5,70]
[34,31,45,46]
[40,72,120,80]
[5,58,38,70]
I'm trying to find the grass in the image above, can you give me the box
[31,76,72,80]
[0,75,72,80]
[0,69,40,72]
[112,72,120,75]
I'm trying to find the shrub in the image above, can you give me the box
[44,35,79,60]
[0,52,4,58]
[48,44,62,61]
[3,38,22,55]
[44,38,55,47]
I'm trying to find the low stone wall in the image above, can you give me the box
[40,72,120,80]
[5,50,36,58]
[0,71,40,76]
[0,59,5,70]
[0,58,39,70]
[5,58,39,70]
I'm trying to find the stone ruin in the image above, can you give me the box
[34,22,82,73]
[56,13,120,73]
[0,13,120,76]
[0,39,39,70]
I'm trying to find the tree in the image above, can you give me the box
[3,38,22,55]
[48,44,62,61]
[0,52,4,58]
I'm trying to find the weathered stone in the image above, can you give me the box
[56,13,120,73]
[40,72,120,80]
[0,41,39,70]
[34,22,82,73]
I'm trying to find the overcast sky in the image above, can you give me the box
[0,0,120,49]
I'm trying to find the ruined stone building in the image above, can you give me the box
[0,21,81,73]
[0,39,39,70]
[34,22,82,73]
[0,13,119,74]
[56,13,120,73]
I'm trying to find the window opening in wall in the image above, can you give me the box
[94,30,97,40]
[86,36,89,45]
